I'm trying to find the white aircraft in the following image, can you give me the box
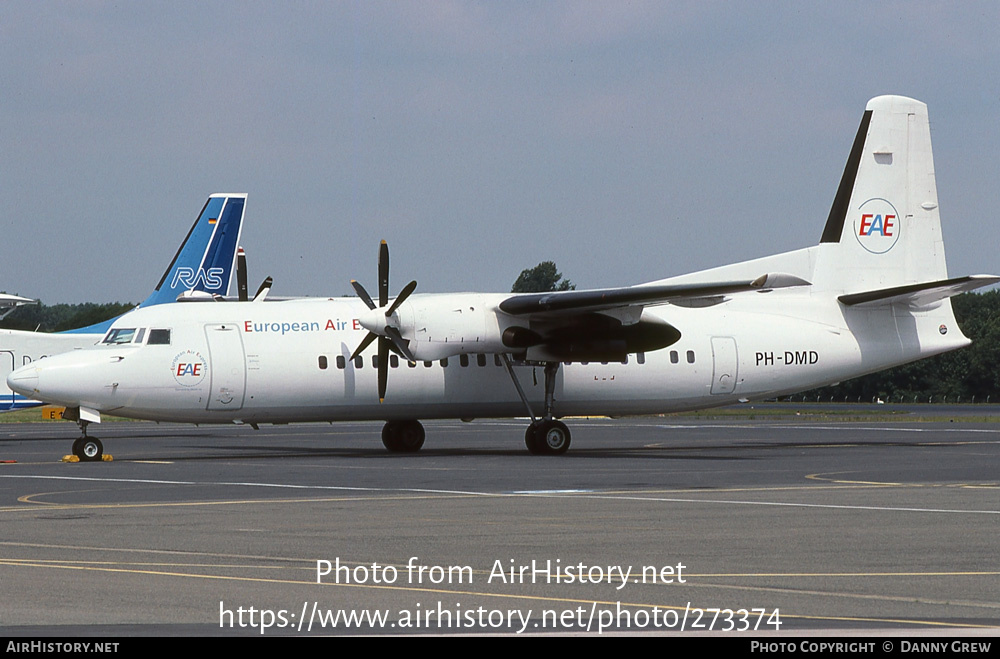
[8,96,998,460]
[0,294,37,321]
[1,194,247,412]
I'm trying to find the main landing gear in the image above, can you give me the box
[502,358,571,455]
[72,421,104,462]
[381,419,425,453]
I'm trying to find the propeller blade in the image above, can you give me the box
[351,280,376,310]
[253,276,273,302]
[384,326,415,362]
[237,247,249,302]
[385,280,417,317]
[350,331,377,361]
[377,336,389,402]
[378,240,389,307]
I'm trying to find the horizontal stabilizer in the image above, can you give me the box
[838,275,1000,308]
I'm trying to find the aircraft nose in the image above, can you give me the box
[6,365,39,397]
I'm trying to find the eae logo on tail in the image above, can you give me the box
[854,198,900,254]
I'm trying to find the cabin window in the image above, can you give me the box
[103,328,137,345]
[336,356,346,369]
[318,356,328,370]
[477,354,487,367]
[148,329,171,345]
[637,352,645,365]
[687,350,695,363]
[354,356,363,369]
[440,358,449,367]
[390,355,399,368]
[372,355,379,369]
[495,355,503,367]
[408,360,417,368]
[460,354,469,367]
[424,361,433,368]
[670,350,678,364]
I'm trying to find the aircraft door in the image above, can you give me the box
[710,337,738,395]
[1,351,13,409]
[204,323,247,410]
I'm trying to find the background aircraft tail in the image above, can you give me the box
[63,193,246,334]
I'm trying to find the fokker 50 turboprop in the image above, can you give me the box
[9,96,998,460]
[0,194,247,412]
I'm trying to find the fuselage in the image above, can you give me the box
[6,288,968,425]
[0,330,101,411]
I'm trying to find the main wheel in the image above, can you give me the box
[75,437,104,462]
[381,420,425,453]
[538,420,571,455]
[525,420,571,455]
[525,424,543,455]
[381,421,401,451]
[395,420,425,453]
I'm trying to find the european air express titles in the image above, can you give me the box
[242,318,362,335]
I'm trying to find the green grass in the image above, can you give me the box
[0,408,131,423]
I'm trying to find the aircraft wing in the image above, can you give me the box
[498,273,809,318]
[838,275,1000,308]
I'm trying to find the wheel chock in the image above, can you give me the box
[62,455,80,463]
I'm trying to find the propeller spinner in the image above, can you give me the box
[350,241,417,402]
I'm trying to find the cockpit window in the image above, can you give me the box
[148,329,171,345]
[103,328,137,345]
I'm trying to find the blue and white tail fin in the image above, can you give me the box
[62,193,247,334]
[142,193,247,307]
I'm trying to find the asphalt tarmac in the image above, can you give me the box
[1,414,998,635]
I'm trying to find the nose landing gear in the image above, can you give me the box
[72,421,104,462]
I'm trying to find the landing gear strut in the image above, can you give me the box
[502,357,571,455]
[381,419,425,453]
[72,421,104,462]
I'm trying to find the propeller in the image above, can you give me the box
[237,247,249,301]
[350,241,417,402]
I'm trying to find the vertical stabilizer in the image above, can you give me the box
[61,193,247,335]
[814,96,946,292]
[142,193,247,306]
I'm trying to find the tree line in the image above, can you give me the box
[0,301,136,333]
[800,290,1000,403]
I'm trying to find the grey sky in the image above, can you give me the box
[2,1,998,304]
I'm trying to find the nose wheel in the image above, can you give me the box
[72,421,104,462]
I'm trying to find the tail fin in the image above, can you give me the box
[814,96,946,291]
[142,193,247,306]
[62,193,247,334]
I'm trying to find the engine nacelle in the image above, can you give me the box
[390,294,681,363]
[394,294,509,360]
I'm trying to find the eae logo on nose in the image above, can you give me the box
[854,198,901,254]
